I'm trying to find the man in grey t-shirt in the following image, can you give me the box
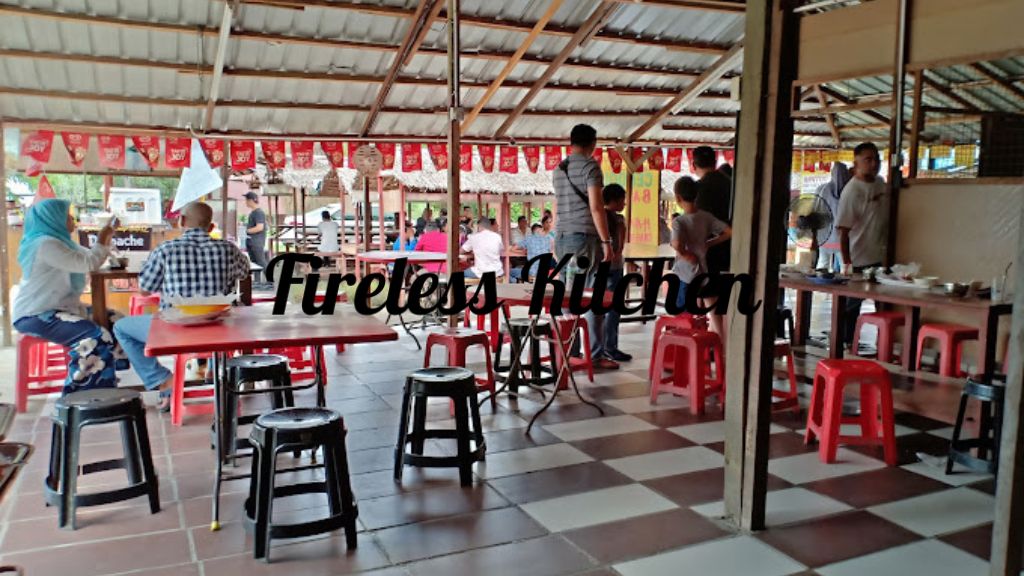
[243,191,269,283]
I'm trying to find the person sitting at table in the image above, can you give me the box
[13,198,128,394]
[461,217,505,280]
[317,210,340,254]
[670,177,732,311]
[510,222,555,283]
[415,206,432,237]
[413,221,448,275]
[511,216,529,245]
[542,213,556,240]
[393,223,417,252]
[113,202,250,411]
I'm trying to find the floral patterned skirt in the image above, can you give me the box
[13,310,129,395]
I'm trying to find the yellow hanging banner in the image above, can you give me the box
[626,170,660,247]
[929,144,951,158]
[953,144,976,167]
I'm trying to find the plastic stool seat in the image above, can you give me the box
[772,340,800,412]
[650,329,724,415]
[648,314,709,381]
[15,334,69,412]
[853,311,905,363]
[916,323,979,377]
[424,327,496,409]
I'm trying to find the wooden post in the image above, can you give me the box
[362,176,372,276]
[340,177,347,274]
[445,0,462,327]
[625,170,634,243]
[300,186,307,251]
[219,164,229,236]
[0,121,11,347]
[722,0,799,531]
[501,194,511,279]
[398,183,406,245]
[377,176,385,250]
[991,198,1024,575]
[102,174,112,209]
[885,0,911,266]
[907,70,924,179]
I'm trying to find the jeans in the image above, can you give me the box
[555,232,602,355]
[818,248,840,272]
[246,240,269,282]
[675,281,689,311]
[14,309,127,394]
[113,314,173,390]
[590,268,624,359]
[842,262,881,345]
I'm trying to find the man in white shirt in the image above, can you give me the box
[461,217,505,279]
[835,141,890,347]
[317,210,340,253]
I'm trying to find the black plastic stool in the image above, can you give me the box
[44,388,160,529]
[777,306,795,343]
[394,367,485,486]
[244,407,357,562]
[222,354,299,463]
[947,376,1005,475]
[493,318,558,394]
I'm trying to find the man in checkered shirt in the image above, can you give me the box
[113,202,249,410]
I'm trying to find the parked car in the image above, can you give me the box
[279,203,397,246]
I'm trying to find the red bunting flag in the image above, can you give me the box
[230,140,256,171]
[321,141,345,168]
[648,148,665,171]
[21,131,54,167]
[164,137,191,169]
[685,148,695,168]
[200,139,225,167]
[665,148,683,171]
[543,145,563,171]
[377,143,396,169]
[479,145,495,173]
[261,141,286,170]
[290,141,314,170]
[723,149,735,165]
[131,136,161,169]
[499,146,518,174]
[592,147,603,164]
[631,147,645,173]
[347,142,363,168]
[401,143,422,172]
[97,135,126,169]
[459,145,473,171]
[606,148,623,173]
[60,132,89,168]
[427,143,449,170]
[523,146,540,173]
[35,175,56,201]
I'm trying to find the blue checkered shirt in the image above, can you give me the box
[517,234,554,277]
[139,228,250,308]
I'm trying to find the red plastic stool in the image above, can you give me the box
[772,340,800,412]
[804,359,897,465]
[552,316,595,388]
[852,311,905,363]
[170,353,216,426]
[915,323,978,377]
[424,327,496,409]
[650,329,724,415]
[265,347,327,383]
[463,303,508,348]
[128,293,162,316]
[648,314,709,381]
[15,334,69,412]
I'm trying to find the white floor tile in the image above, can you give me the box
[434,411,528,433]
[605,446,725,481]
[542,414,657,442]
[603,395,688,414]
[474,443,593,479]
[817,539,988,576]
[768,448,886,484]
[614,535,806,576]
[692,487,852,527]
[901,460,993,486]
[520,484,677,532]
[669,420,788,445]
[867,487,995,536]
[590,371,647,386]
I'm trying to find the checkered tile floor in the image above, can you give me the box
[0,318,1003,576]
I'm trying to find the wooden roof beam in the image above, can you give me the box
[203,1,237,131]
[813,85,842,147]
[494,2,620,138]
[817,85,890,126]
[628,42,744,141]
[969,63,1024,104]
[791,98,893,118]
[921,74,985,111]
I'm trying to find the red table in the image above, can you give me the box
[145,304,397,529]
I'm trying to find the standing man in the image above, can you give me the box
[243,191,269,284]
[415,206,433,237]
[836,142,889,348]
[691,146,732,344]
[317,210,340,253]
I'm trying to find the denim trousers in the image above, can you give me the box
[590,268,624,359]
[555,232,602,355]
[113,314,173,390]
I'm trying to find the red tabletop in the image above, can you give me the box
[144,304,398,356]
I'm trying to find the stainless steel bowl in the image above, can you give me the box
[943,282,969,297]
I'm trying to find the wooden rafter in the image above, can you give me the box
[628,42,744,141]
[493,2,619,138]
[791,98,893,118]
[813,85,841,147]
[817,86,891,125]
[463,0,564,132]
[362,0,445,135]
[921,73,984,111]
[203,1,237,131]
[969,63,1024,103]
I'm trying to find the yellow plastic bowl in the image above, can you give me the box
[175,304,230,316]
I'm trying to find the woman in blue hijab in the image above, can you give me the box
[13,198,125,394]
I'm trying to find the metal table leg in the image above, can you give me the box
[525,313,604,434]
[210,351,226,531]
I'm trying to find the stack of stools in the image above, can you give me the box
[804,359,897,465]
[15,334,69,412]
[394,367,485,486]
[244,407,358,562]
[947,376,1005,474]
[852,311,905,363]
[45,389,160,529]
[650,329,725,415]
[648,314,708,382]
[424,327,496,409]
[222,355,306,463]
[772,339,801,412]
[493,318,558,396]
[916,323,979,377]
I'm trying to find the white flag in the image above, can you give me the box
[172,139,223,211]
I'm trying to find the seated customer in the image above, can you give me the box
[114,202,250,411]
[511,223,555,282]
[461,217,504,280]
[13,199,127,394]
[413,221,448,274]
[393,223,418,251]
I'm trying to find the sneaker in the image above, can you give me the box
[608,350,633,362]
[594,357,620,370]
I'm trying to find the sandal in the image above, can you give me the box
[157,389,172,414]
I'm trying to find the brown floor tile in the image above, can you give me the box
[343,410,403,431]
[2,530,192,576]
[587,381,652,400]
[199,533,389,574]
[114,563,202,576]
[374,507,547,564]
[485,461,633,504]
[938,523,1001,561]
[529,401,623,425]
[643,467,791,508]
[1,502,183,552]
[482,427,560,454]
[190,506,345,560]
[347,426,402,451]
[564,508,727,564]
[7,482,175,522]
[801,467,949,509]
[328,396,394,415]
[844,432,951,466]
[405,534,596,576]
[174,470,250,501]
[348,446,400,475]
[632,408,724,428]
[894,412,952,430]
[570,429,695,460]
[757,510,921,568]
[705,430,818,458]
[358,484,509,530]
[968,478,997,496]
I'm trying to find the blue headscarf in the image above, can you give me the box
[18,199,86,293]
